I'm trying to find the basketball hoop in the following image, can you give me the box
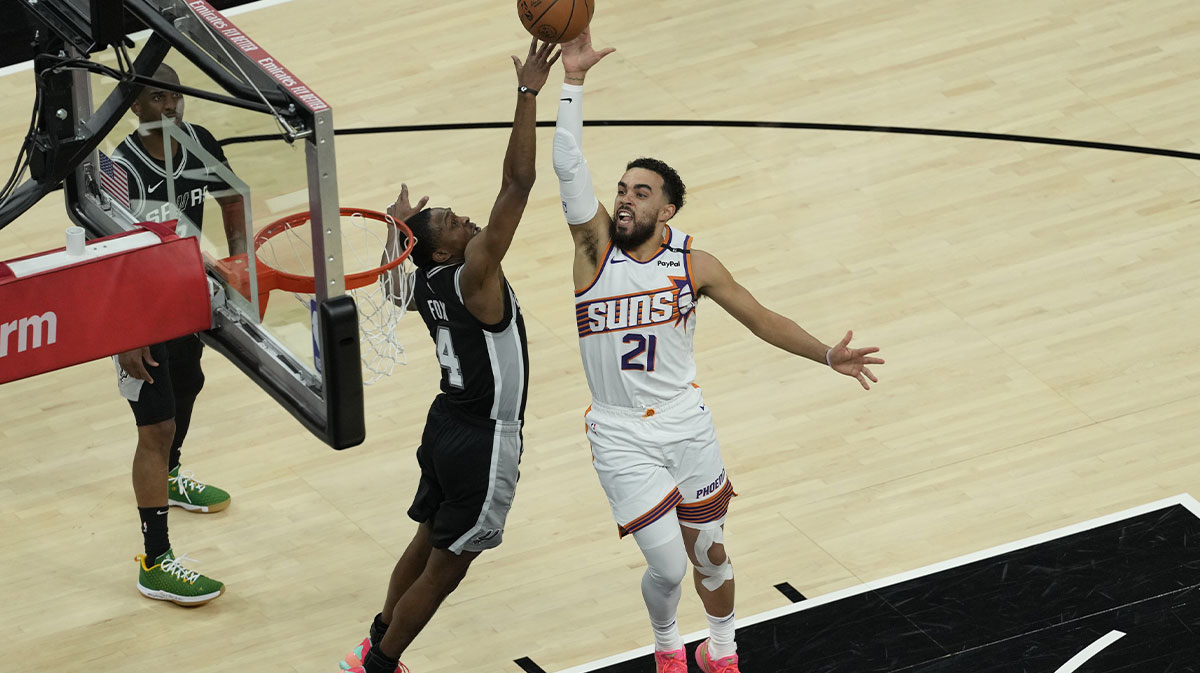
[214,207,416,384]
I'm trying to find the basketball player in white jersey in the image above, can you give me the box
[553,29,884,673]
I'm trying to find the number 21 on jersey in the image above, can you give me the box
[436,327,464,387]
[621,333,657,371]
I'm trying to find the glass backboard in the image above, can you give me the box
[35,0,364,448]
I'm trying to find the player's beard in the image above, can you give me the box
[611,212,658,250]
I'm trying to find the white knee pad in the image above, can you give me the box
[690,526,734,592]
[645,542,689,589]
[553,129,600,225]
[634,516,689,588]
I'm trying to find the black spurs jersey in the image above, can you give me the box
[111,121,235,227]
[415,264,529,423]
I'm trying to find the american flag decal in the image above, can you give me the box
[97,150,130,208]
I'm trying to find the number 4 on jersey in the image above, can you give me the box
[436,326,464,388]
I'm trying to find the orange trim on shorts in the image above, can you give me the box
[584,405,594,462]
[677,481,736,524]
[618,488,683,538]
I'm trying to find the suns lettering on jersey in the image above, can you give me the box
[574,226,700,406]
[576,275,695,337]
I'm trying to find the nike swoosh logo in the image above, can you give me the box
[148,180,164,193]
[156,509,168,515]
[610,258,626,264]
[560,97,574,103]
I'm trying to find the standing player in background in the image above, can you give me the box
[553,29,885,673]
[338,39,558,673]
[111,63,246,605]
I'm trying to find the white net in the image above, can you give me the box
[255,211,414,384]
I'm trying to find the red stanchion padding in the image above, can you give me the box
[0,222,210,384]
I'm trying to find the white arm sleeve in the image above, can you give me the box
[554,83,600,225]
[557,83,584,145]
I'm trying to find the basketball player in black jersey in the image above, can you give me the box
[111,67,246,253]
[111,64,246,604]
[338,40,559,673]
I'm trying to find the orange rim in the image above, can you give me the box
[253,207,414,293]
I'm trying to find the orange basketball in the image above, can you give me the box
[517,0,594,44]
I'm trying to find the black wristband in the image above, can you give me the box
[518,85,539,97]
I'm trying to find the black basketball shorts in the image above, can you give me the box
[407,396,523,554]
[115,335,205,427]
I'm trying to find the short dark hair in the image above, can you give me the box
[135,63,180,98]
[403,208,438,268]
[626,157,686,213]
[154,63,178,81]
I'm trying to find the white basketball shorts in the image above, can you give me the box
[584,384,736,542]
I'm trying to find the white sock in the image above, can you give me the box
[641,555,685,651]
[650,615,684,653]
[706,610,737,659]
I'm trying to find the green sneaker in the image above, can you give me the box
[168,465,231,513]
[135,549,225,606]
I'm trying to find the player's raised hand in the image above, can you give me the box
[561,27,615,78]
[826,330,884,390]
[513,39,561,91]
[387,183,429,226]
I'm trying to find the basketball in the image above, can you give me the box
[517,0,594,44]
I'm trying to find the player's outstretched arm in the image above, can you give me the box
[691,248,884,389]
[461,39,558,291]
[555,27,615,275]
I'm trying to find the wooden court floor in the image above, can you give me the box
[1,1,1199,671]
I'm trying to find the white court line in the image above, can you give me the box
[1055,630,1125,673]
[0,0,298,78]
[740,493,1200,631]
[552,493,1198,673]
[219,0,296,17]
[0,58,36,78]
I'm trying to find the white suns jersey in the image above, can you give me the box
[575,226,699,408]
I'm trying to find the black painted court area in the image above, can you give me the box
[561,502,1200,673]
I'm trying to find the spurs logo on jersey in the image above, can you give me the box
[575,226,699,408]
